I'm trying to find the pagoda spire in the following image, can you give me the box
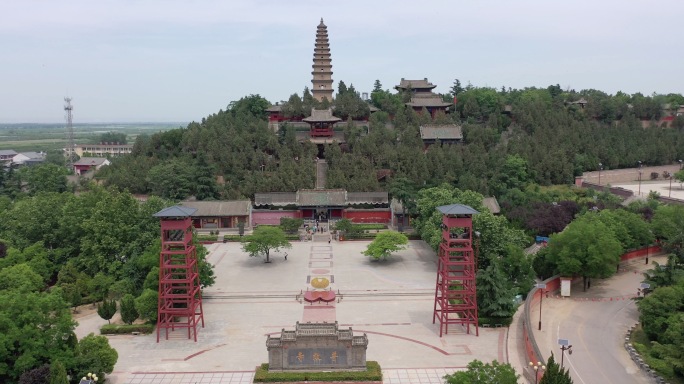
[311,19,333,103]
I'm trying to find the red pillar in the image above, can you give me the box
[433,204,479,337]
[154,206,205,342]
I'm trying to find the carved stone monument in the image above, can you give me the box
[266,321,368,371]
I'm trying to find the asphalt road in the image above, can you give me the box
[535,257,665,384]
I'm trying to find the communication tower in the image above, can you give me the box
[64,97,75,169]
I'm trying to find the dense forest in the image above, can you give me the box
[95,80,684,201]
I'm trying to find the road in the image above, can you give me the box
[533,257,665,384]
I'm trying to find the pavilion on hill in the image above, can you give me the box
[395,78,452,117]
[303,108,341,137]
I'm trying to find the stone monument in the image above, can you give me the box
[266,321,368,371]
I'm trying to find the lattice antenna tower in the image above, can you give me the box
[64,97,75,169]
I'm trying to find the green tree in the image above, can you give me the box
[242,226,292,263]
[135,289,158,323]
[539,353,573,384]
[194,153,219,200]
[372,79,382,92]
[477,260,516,319]
[120,293,138,325]
[73,333,118,382]
[146,159,195,200]
[0,263,44,292]
[20,164,70,195]
[0,290,76,383]
[363,231,409,260]
[97,299,117,324]
[279,217,304,234]
[389,177,417,230]
[443,359,519,384]
[49,361,69,384]
[546,214,623,291]
[637,284,684,342]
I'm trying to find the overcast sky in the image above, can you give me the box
[1,0,682,123]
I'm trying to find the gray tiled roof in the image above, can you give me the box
[419,125,463,140]
[407,95,452,108]
[74,157,108,166]
[303,108,342,123]
[298,189,347,206]
[436,204,479,215]
[254,192,298,206]
[180,200,251,216]
[347,191,388,205]
[266,104,283,112]
[0,150,17,156]
[395,78,437,90]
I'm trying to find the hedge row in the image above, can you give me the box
[197,235,218,242]
[223,234,300,242]
[253,361,382,382]
[351,224,386,231]
[100,324,154,335]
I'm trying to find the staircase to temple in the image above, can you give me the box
[315,159,327,189]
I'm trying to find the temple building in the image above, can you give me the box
[312,19,334,102]
[303,108,341,138]
[395,78,452,117]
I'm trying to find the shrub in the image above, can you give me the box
[135,289,158,323]
[100,324,154,335]
[479,317,514,327]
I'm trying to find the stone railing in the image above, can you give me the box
[624,323,666,383]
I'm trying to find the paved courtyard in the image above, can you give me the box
[75,240,505,384]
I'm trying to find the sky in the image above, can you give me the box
[1,0,683,123]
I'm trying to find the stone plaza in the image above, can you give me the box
[75,240,506,384]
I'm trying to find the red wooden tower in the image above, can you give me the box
[433,204,479,337]
[154,206,205,342]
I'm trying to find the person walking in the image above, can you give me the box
[284,252,288,261]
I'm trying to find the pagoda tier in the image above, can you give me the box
[433,204,479,337]
[153,206,205,342]
[312,18,334,102]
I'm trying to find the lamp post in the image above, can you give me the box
[528,361,546,384]
[679,159,683,170]
[598,163,603,185]
[646,243,650,265]
[670,176,674,198]
[637,161,643,195]
[558,338,573,369]
[536,283,546,331]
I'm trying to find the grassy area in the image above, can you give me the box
[0,122,184,152]
[630,325,684,383]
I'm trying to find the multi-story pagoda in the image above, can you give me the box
[312,18,334,102]
[395,78,452,117]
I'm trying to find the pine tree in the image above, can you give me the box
[194,153,219,200]
[49,361,69,384]
[97,299,117,324]
[120,294,139,325]
[539,353,573,384]
[373,79,382,92]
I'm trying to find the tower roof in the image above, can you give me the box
[154,205,197,218]
[436,204,479,215]
[319,18,326,27]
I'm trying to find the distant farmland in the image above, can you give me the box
[0,122,185,152]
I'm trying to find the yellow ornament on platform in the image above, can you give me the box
[311,277,330,289]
